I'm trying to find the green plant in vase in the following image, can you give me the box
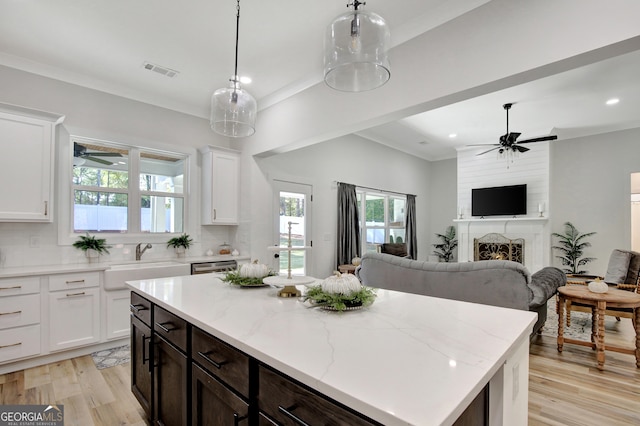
[551,222,596,274]
[167,233,193,257]
[432,225,458,263]
[73,233,111,262]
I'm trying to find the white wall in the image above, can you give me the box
[550,127,640,274]
[244,134,433,279]
[0,65,235,267]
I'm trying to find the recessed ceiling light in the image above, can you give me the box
[606,98,620,105]
[448,133,457,138]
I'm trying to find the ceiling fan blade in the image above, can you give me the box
[85,156,114,165]
[465,143,500,147]
[516,135,558,144]
[476,146,501,156]
[84,152,123,157]
[507,132,521,143]
[514,145,530,153]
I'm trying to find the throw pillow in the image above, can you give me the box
[624,250,640,285]
[603,249,632,284]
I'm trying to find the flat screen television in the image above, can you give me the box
[471,184,527,217]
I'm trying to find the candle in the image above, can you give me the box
[538,203,544,213]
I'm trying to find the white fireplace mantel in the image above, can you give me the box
[455,217,550,273]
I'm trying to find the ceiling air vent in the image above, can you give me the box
[142,61,179,78]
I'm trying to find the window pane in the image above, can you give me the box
[365,195,384,226]
[388,197,406,227]
[141,196,184,233]
[365,228,386,253]
[73,166,128,189]
[389,229,406,244]
[74,190,128,232]
[140,153,185,194]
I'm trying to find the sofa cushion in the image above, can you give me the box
[624,250,640,285]
[604,249,632,284]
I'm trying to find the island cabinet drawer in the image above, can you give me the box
[154,305,187,353]
[49,272,100,292]
[0,294,40,329]
[0,324,40,364]
[192,326,250,398]
[130,292,152,326]
[258,365,379,426]
[0,277,40,296]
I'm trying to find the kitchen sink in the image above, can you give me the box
[104,261,191,290]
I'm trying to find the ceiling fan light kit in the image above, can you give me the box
[210,0,257,138]
[324,0,391,92]
[472,103,558,160]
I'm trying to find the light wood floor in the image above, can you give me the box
[1,320,639,426]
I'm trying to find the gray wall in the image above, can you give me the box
[428,159,458,260]
[550,127,640,274]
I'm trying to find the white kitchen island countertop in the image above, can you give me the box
[126,274,537,426]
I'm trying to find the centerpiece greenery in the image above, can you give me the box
[221,269,276,286]
[552,222,596,274]
[72,232,111,255]
[303,285,377,311]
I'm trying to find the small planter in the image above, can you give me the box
[85,248,100,263]
[175,246,186,258]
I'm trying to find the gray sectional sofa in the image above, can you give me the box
[356,253,565,336]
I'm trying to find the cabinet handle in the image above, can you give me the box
[0,342,22,349]
[130,303,147,313]
[65,279,85,284]
[44,200,48,216]
[213,208,217,221]
[0,310,22,316]
[233,412,248,426]
[278,405,310,426]
[66,292,86,297]
[0,286,22,291]
[197,350,227,369]
[155,322,175,333]
[142,334,151,365]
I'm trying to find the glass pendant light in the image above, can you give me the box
[324,0,390,92]
[211,0,256,137]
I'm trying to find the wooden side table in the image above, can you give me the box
[338,264,357,274]
[557,285,640,370]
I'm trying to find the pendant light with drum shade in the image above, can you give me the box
[324,1,390,92]
[210,0,256,138]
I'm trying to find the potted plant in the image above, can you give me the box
[73,232,111,263]
[432,226,458,263]
[552,222,596,274]
[167,233,193,257]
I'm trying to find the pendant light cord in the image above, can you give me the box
[233,0,240,83]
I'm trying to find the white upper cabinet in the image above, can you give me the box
[0,103,64,222]
[200,146,239,225]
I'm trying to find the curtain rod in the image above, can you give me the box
[334,181,416,198]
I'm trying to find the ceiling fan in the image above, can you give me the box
[470,103,558,156]
[73,142,123,165]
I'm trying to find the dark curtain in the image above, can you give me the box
[406,194,417,260]
[337,183,361,267]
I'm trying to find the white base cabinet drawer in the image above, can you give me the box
[0,277,40,296]
[49,272,100,292]
[0,324,41,363]
[0,294,40,329]
[49,287,100,351]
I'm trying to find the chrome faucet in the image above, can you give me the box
[135,243,152,261]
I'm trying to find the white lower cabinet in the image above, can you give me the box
[0,276,42,364]
[105,289,131,340]
[49,286,100,352]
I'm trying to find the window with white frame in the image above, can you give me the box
[357,190,406,253]
[72,139,187,234]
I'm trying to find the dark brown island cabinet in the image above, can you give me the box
[130,291,487,426]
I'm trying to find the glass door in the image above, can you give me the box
[272,180,312,276]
